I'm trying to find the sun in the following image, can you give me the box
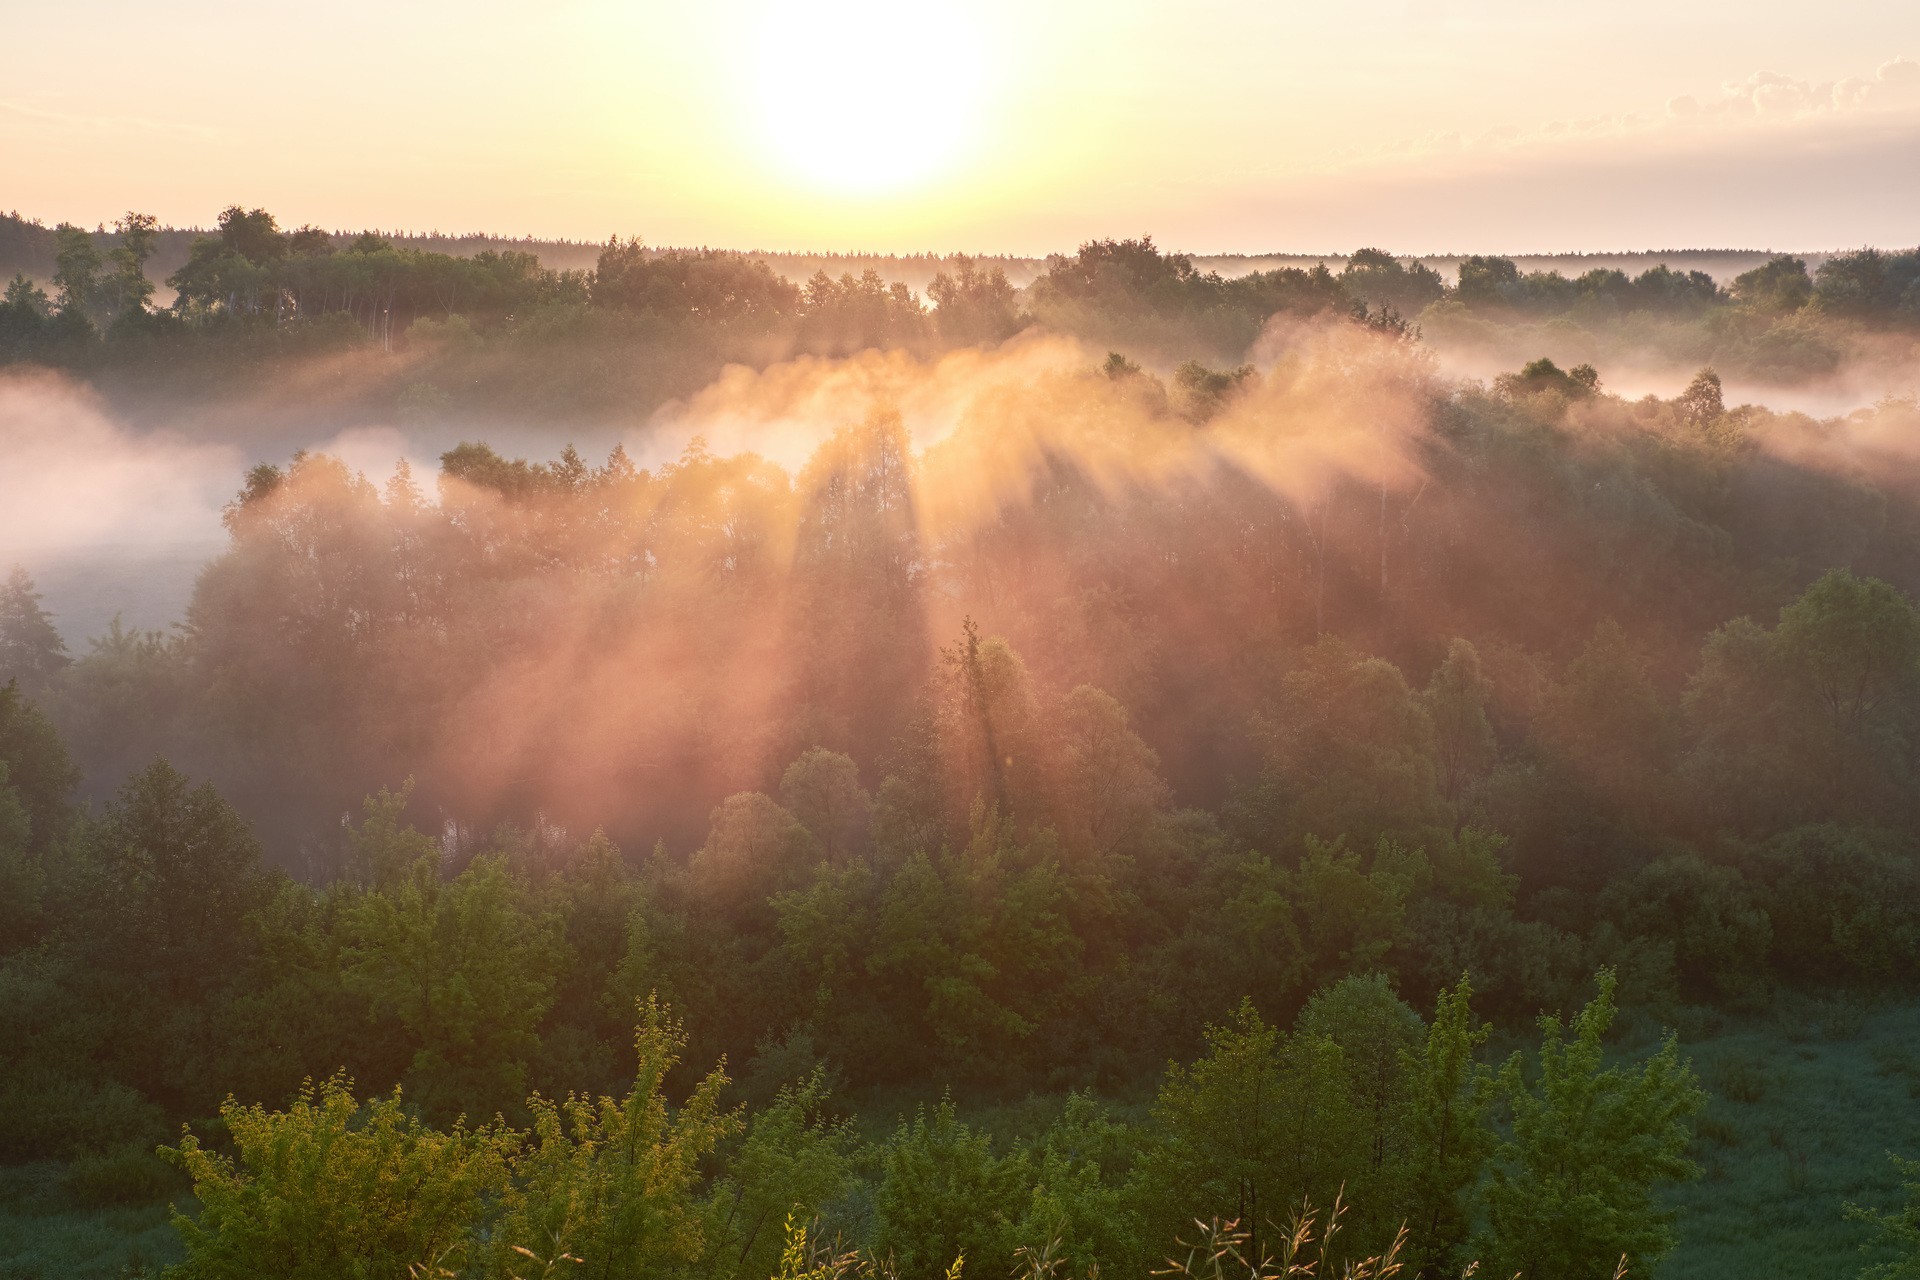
[751,0,990,196]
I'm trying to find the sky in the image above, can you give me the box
[3,0,1918,254]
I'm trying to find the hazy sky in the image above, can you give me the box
[4,0,1918,253]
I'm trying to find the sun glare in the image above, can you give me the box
[751,0,990,195]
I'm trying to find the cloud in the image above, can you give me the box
[1359,53,1920,167]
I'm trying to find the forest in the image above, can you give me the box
[5,207,1920,1279]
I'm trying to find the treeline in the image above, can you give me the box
[6,205,1916,421]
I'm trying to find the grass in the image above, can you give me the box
[0,1164,183,1280]
[1655,995,1920,1280]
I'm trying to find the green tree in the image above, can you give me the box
[1848,1154,1920,1280]
[689,791,817,909]
[1776,569,1920,793]
[1056,684,1167,858]
[493,997,740,1279]
[928,255,1023,345]
[1676,369,1725,428]
[0,679,78,857]
[779,747,871,862]
[1130,999,1360,1264]
[165,1074,515,1280]
[1732,255,1813,314]
[1537,620,1675,824]
[345,779,438,889]
[1397,977,1497,1278]
[51,223,101,322]
[1479,970,1704,1279]
[344,852,564,1119]
[1259,639,1445,845]
[1296,973,1422,1226]
[873,1097,1032,1279]
[1600,853,1770,1002]
[85,758,269,1002]
[1422,639,1497,811]
[99,211,158,325]
[711,1068,855,1280]
[1018,1092,1142,1277]
[0,760,40,949]
[0,567,68,688]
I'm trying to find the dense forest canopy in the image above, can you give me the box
[6,207,1920,1279]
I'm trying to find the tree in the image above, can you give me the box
[1685,572,1920,823]
[1731,255,1812,314]
[873,1097,1031,1279]
[1397,977,1496,1278]
[165,1074,515,1280]
[105,211,158,321]
[1129,999,1360,1264]
[1296,975,1422,1201]
[0,567,68,689]
[711,1069,856,1280]
[1479,970,1704,1279]
[689,792,817,909]
[493,997,740,1278]
[0,679,78,855]
[1536,620,1675,827]
[86,758,269,1001]
[1056,684,1167,858]
[1600,854,1770,1002]
[928,255,1023,345]
[0,760,40,950]
[1775,569,1920,749]
[779,748,871,862]
[1848,1154,1920,1280]
[1259,639,1445,845]
[344,852,564,1119]
[1676,368,1725,428]
[1422,639,1496,811]
[1018,1093,1142,1277]
[345,779,438,889]
[51,223,101,322]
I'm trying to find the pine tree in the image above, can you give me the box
[0,566,68,688]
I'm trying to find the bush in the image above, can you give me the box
[0,1073,166,1162]
[62,1142,182,1207]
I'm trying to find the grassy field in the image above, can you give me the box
[0,1164,181,1279]
[1653,995,1920,1280]
[4,998,1917,1279]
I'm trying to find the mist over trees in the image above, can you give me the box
[6,206,1918,431]
[8,209,1920,1277]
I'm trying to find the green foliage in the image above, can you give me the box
[164,1074,516,1280]
[1849,1154,1920,1280]
[1017,1093,1141,1276]
[1130,999,1362,1263]
[873,1097,1032,1279]
[343,851,565,1119]
[711,1069,856,1280]
[0,567,69,690]
[1397,977,1496,1277]
[491,997,739,1278]
[780,749,872,863]
[1479,970,1706,1279]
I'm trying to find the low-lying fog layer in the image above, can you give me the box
[5,314,1916,647]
